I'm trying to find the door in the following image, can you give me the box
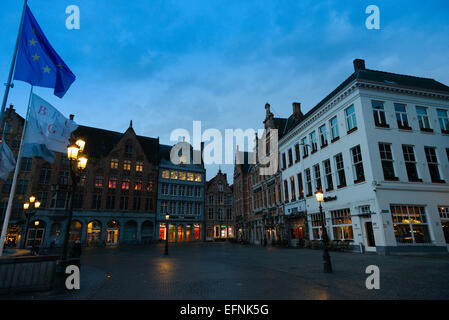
[364,221,376,252]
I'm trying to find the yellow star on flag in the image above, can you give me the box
[32,53,40,61]
[29,38,37,46]
[43,65,51,74]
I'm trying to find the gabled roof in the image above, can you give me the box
[73,125,159,162]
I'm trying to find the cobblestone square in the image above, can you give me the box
[6,242,449,300]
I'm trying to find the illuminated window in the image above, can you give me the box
[391,205,430,243]
[194,173,202,182]
[122,178,130,190]
[179,171,186,180]
[331,208,353,240]
[170,170,178,179]
[136,161,143,172]
[95,175,104,188]
[110,158,119,169]
[108,177,117,189]
[123,160,131,171]
[162,170,169,179]
[134,180,142,191]
[187,172,194,181]
[146,181,153,191]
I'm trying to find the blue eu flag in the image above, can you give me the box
[13,5,76,98]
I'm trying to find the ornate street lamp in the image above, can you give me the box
[21,195,40,249]
[164,214,170,255]
[61,138,88,264]
[315,188,332,273]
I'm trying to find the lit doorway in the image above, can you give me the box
[106,220,120,245]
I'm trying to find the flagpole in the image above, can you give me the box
[0,0,28,127]
[0,85,33,256]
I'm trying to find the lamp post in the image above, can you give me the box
[21,196,41,249]
[61,138,88,263]
[315,188,332,273]
[164,214,169,255]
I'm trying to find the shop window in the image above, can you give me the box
[390,205,430,243]
[331,208,353,240]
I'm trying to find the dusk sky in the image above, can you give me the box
[1,0,448,183]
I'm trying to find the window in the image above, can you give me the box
[294,144,300,163]
[145,198,153,211]
[17,179,28,195]
[168,170,177,180]
[109,176,117,189]
[195,173,202,182]
[58,171,69,185]
[38,192,48,208]
[281,153,286,169]
[162,169,169,179]
[288,149,293,166]
[21,158,32,171]
[301,137,308,158]
[134,180,142,191]
[179,171,186,180]
[305,168,312,197]
[402,145,420,182]
[351,145,365,183]
[283,180,289,203]
[123,160,131,171]
[208,208,214,220]
[330,116,339,141]
[297,173,304,199]
[372,100,388,127]
[416,106,432,131]
[187,172,194,181]
[323,159,333,191]
[311,213,324,240]
[345,105,357,132]
[133,197,141,210]
[147,181,154,192]
[390,205,430,243]
[310,131,317,153]
[110,158,119,169]
[313,164,321,191]
[290,176,296,202]
[439,207,449,244]
[394,103,410,129]
[437,109,449,133]
[334,153,346,188]
[125,144,132,155]
[39,168,51,184]
[425,146,443,182]
[120,178,129,190]
[331,209,353,240]
[91,194,102,210]
[319,125,328,147]
[218,183,223,192]
[120,196,128,210]
[136,161,143,172]
[379,143,397,180]
[94,175,104,188]
[106,195,115,209]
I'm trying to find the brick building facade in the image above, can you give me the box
[205,169,234,241]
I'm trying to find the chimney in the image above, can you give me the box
[292,102,303,119]
[353,59,365,72]
[8,104,14,110]
[69,114,74,120]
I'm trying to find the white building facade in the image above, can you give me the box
[279,59,449,255]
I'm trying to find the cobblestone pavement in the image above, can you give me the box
[4,242,449,300]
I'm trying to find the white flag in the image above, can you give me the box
[0,141,16,181]
[24,93,78,153]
